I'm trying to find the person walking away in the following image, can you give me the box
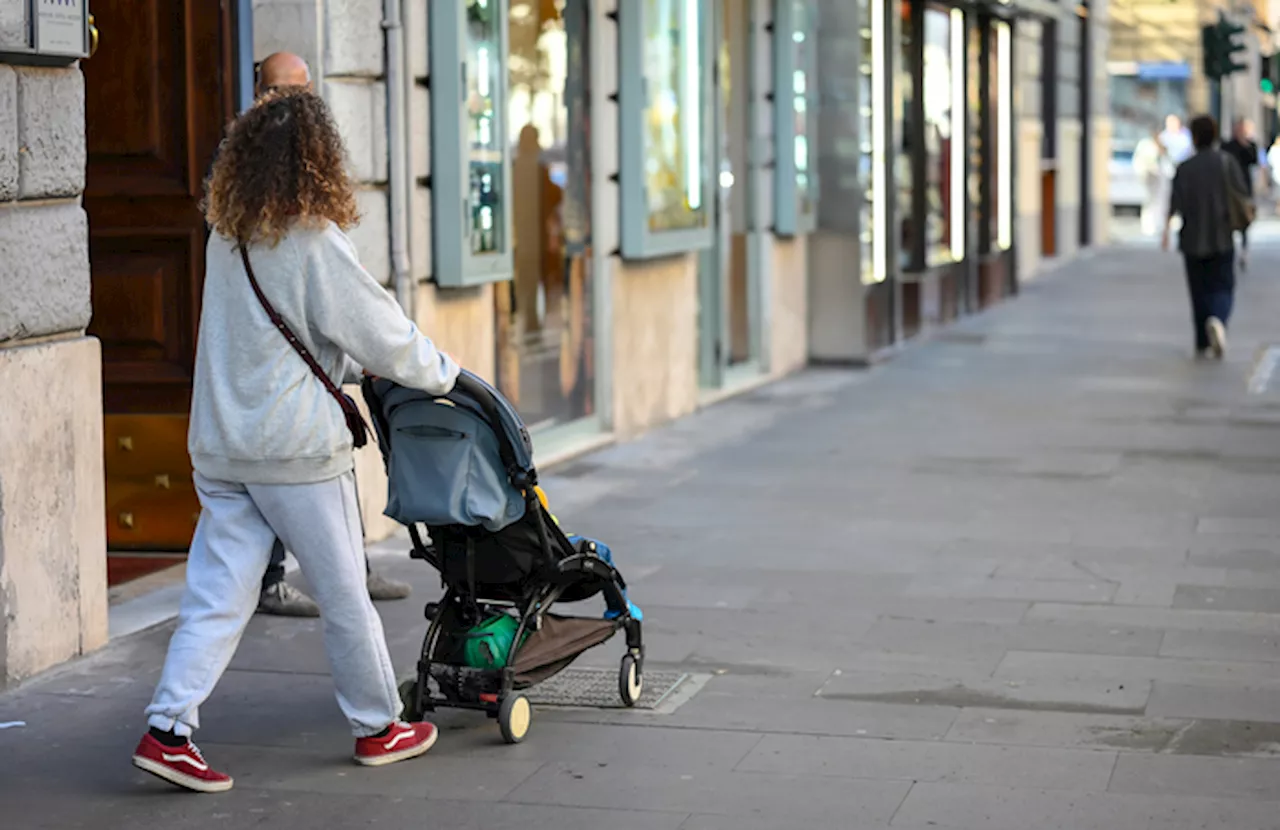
[1161,115,1251,361]
[245,51,413,617]
[1221,118,1260,270]
[131,88,460,793]
[1132,127,1169,236]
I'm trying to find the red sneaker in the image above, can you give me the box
[353,721,438,767]
[131,733,233,793]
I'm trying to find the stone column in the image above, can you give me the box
[0,58,107,687]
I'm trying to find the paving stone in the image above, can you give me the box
[1025,603,1280,635]
[1148,682,1280,723]
[944,708,1189,752]
[1172,585,1280,613]
[1197,517,1280,537]
[860,619,1163,658]
[903,576,1118,603]
[736,734,1116,790]
[1109,754,1280,800]
[817,671,1152,715]
[995,651,1280,687]
[892,782,1280,830]
[204,742,544,800]
[501,762,911,823]
[1160,630,1280,663]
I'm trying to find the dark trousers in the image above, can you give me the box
[262,477,372,590]
[1182,250,1236,352]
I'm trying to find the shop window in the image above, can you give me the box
[860,0,886,283]
[921,4,954,266]
[993,19,1012,250]
[430,0,515,286]
[494,0,595,429]
[773,0,818,236]
[896,0,914,270]
[618,0,715,259]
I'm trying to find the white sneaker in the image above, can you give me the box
[1206,317,1227,359]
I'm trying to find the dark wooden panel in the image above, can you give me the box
[85,0,230,417]
[85,0,234,552]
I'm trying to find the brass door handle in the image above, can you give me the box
[88,14,99,58]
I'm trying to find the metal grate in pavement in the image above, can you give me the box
[526,668,689,710]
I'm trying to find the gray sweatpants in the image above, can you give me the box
[145,471,403,738]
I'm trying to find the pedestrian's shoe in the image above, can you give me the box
[257,581,321,617]
[1206,317,1228,359]
[132,733,233,793]
[353,721,438,766]
[367,571,412,602]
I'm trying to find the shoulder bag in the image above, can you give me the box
[1220,151,1256,233]
[238,244,371,449]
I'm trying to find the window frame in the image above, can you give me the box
[429,0,515,288]
[772,0,819,237]
[617,0,716,260]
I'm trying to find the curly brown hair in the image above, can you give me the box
[203,87,359,244]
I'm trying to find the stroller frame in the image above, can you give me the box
[365,374,644,743]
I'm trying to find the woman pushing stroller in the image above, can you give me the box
[131,87,458,793]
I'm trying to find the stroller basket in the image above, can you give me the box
[362,371,644,743]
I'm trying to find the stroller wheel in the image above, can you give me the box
[619,654,643,707]
[398,678,423,721]
[498,694,532,744]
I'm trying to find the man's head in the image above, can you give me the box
[1190,115,1218,151]
[1234,118,1254,141]
[255,52,312,98]
[1165,114,1183,133]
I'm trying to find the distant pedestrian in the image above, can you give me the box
[1132,127,1170,235]
[1160,114,1193,165]
[1221,118,1260,270]
[1161,114,1253,360]
[132,88,459,793]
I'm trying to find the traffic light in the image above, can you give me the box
[1203,17,1248,80]
[1263,53,1278,93]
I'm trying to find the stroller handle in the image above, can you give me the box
[451,370,534,488]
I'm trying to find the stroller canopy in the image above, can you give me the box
[364,371,537,531]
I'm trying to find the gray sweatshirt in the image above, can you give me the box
[189,222,459,484]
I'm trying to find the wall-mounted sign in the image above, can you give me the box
[0,0,90,66]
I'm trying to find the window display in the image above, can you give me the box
[642,0,706,233]
[466,0,507,256]
[430,0,514,285]
[775,0,818,235]
[896,0,914,269]
[922,4,952,266]
[495,0,595,430]
[619,0,713,257]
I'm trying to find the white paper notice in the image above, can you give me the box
[35,0,84,55]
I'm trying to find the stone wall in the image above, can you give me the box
[0,60,107,687]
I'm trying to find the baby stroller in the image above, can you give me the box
[361,371,644,743]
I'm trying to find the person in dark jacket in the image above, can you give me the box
[1161,114,1249,360]
[1221,117,1259,270]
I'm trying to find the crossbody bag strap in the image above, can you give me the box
[238,243,370,448]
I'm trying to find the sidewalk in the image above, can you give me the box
[6,239,1280,828]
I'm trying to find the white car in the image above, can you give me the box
[1109,147,1146,212]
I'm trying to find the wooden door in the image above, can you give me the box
[84,0,234,551]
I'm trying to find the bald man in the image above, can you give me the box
[220,53,413,616]
[256,51,312,95]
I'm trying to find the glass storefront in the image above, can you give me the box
[494,0,595,431]
[466,0,507,256]
[896,0,914,269]
[643,0,709,234]
[921,5,952,265]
